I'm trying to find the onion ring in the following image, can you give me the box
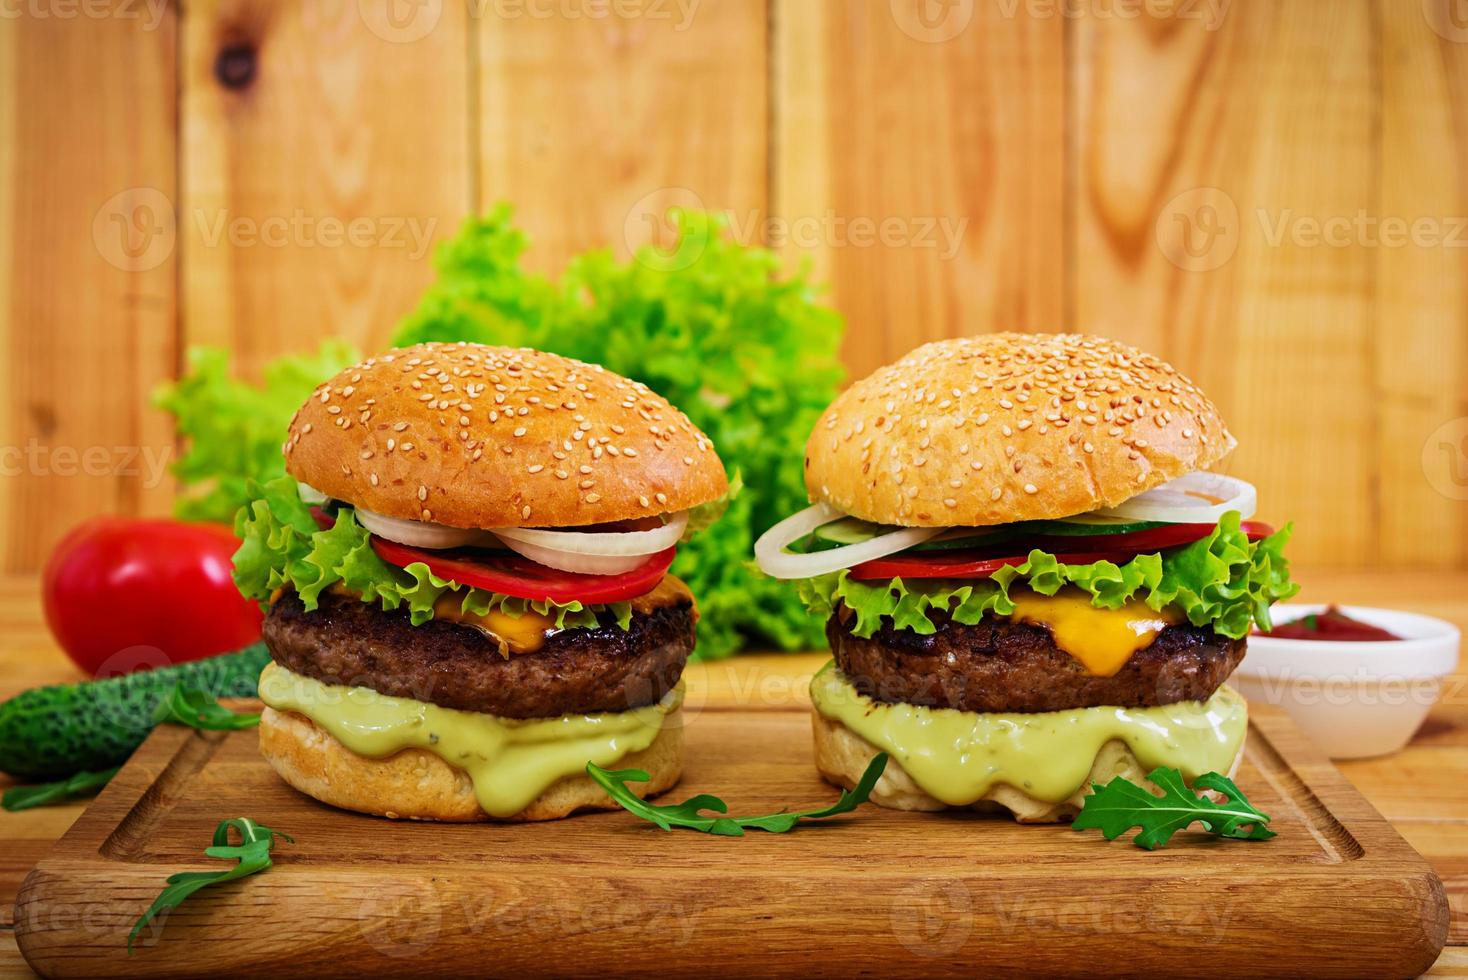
[754,503,943,579]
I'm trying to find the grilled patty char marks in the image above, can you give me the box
[827,604,1244,714]
[264,588,695,718]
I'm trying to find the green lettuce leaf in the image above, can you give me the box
[233,476,631,634]
[392,206,844,658]
[154,343,361,523]
[797,513,1298,640]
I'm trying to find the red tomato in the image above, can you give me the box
[369,536,676,604]
[1023,520,1276,554]
[1241,520,1275,540]
[42,517,263,677]
[851,549,1136,582]
[850,520,1278,582]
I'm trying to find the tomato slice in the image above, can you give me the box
[370,537,676,604]
[850,550,1136,582]
[311,507,674,603]
[849,521,1277,582]
[1241,520,1275,540]
[1022,520,1275,554]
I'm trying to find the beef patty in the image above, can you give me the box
[264,588,695,718]
[827,604,1244,714]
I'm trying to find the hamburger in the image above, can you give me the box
[233,342,728,821]
[755,333,1298,821]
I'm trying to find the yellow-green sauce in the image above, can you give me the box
[258,662,680,817]
[810,660,1247,805]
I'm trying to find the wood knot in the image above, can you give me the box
[214,45,257,91]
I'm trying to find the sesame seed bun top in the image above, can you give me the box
[803,333,1234,527]
[283,342,728,529]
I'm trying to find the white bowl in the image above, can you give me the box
[1233,604,1461,759]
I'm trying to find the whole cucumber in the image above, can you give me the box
[0,643,271,781]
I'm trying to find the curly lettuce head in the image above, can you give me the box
[392,206,844,658]
[798,513,1298,640]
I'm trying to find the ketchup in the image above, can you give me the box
[1256,606,1402,642]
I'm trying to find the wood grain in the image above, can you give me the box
[477,0,767,275]
[1375,2,1468,568]
[12,704,1449,979]
[774,0,1066,380]
[4,4,1467,571]
[0,4,178,572]
[182,0,471,376]
[1073,3,1468,568]
[1074,3,1381,567]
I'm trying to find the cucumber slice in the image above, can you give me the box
[811,517,885,546]
[1015,515,1170,536]
[910,527,1016,552]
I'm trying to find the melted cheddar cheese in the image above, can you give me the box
[1006,588,1181,677]
[431,599,557,655]
[289,575,696,658]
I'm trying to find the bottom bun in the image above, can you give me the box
[812,710,1245,823]
[259,705,682,822]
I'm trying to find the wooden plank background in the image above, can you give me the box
[1,0,1466,572]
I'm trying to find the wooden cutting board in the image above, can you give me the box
[12,699,1449,979]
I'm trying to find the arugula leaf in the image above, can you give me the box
[798,512,1298,641]
[128,817,292,953]
[1073,767,1276,850]
[2,767,119,812]
[587,752,888,836]
[150,685,261,731]
[392,206,845,658]
[155,343,360,523]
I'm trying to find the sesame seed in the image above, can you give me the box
[522,505,532,519]
[990,487,1003,500]
[527,464,544,474]
[585,492,602,503]
[1024,483,1038,494]
[418,485,428,501]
